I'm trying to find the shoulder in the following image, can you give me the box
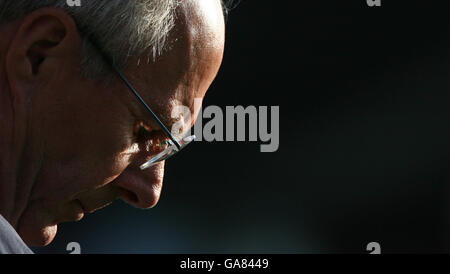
[0,215,33,254]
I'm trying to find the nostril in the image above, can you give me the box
[113,162,165,209]
[119,188,139,205]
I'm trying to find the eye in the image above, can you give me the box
[133,121,171,153]
[134,122,169,152]
[134,121,152,142]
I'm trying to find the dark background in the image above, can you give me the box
[33,0,450,253]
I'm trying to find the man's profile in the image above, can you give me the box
[0,0,225,253]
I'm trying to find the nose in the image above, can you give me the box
[112,161,165,209]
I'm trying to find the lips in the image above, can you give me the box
[76,198,114,214]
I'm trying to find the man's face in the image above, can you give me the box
[17,0,225,245]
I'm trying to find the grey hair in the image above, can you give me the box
[0,0,178,79]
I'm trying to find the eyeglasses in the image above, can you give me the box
[87,37,196,170]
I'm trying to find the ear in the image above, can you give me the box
[5,7,82,96]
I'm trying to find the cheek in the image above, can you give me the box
[34,84,141,201]
[77,104,135,160]
[82,127,138,188]
[43,117,136,192]
[104,143,140,182]
[44,102,133,158]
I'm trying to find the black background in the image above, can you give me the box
[33,0,450,253]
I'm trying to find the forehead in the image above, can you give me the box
[121,0,225,128]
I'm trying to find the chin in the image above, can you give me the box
[19,223,57,246]
[16,202,60,246]
[17,198,85,246]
